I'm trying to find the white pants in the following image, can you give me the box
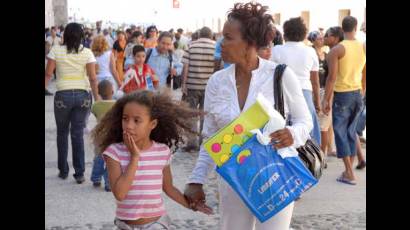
[218,177,294,230]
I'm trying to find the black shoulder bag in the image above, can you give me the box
[165,52,182,90]
[273,64,325,180]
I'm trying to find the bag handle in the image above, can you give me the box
[273,64,287,120]
[145,48,153,64]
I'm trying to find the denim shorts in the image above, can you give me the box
[332,90,363,158]
[114,215,170,230]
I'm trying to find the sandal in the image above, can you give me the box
[336,173,356,185]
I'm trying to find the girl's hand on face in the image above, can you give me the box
[123,131,140,159]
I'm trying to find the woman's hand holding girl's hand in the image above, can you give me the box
[269,128,294,149]
[194,202,214,215]
[322,99,332,116]
[184,195,213,215]
[123,131,140,160]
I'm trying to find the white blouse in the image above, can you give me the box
[188,57,313,185]
[271,41,319,91]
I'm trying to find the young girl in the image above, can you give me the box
[120,45,159,94]
[92,90,212,229]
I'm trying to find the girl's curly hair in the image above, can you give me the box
[227,2,275,49]
[91,89,203,153]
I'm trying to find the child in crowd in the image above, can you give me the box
[90,80,116,191]
[92,90,212,229]
[120,45,159,94]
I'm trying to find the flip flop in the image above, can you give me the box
[336,173,357,185]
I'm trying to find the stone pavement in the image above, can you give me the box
[45,81,366,230]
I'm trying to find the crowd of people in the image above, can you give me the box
[45,2,366,229]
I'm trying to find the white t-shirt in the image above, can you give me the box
[46,36,61,47]
[271,41,319,91]
[95,50,114,80]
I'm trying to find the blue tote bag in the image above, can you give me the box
[216,134,318,223]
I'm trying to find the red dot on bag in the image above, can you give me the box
[211,143,221,153]
[239,155,247,164]
[234,124,244,134]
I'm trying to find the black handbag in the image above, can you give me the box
[273,64,325,180]
[165,52,182,90]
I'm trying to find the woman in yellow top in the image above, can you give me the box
[143,25,158,49]
[113,31,127,82]
[45,23,99,184]
[323,16,366,186]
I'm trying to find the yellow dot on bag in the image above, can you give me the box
[223,134,233,143]
[220,154,229,164]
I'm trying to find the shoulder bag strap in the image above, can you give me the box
[168,50,173,69]
[273,64,287,120]
[145,48,153,64]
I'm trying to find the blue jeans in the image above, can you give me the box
[302,90,321,145]
[90,154,109,188]
[356,96,366,136]
[54,90,92,178]
[332,90,363,158]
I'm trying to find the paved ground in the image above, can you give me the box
[45,81,366,230]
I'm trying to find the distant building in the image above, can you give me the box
[269,0,366,34]
[45,0,68,28]
[189,0,366,37]
[45,0,54,28]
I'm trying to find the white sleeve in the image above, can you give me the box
[47,46,56,60]
[86,49,97,64]
[281,67,313,147]
[120,68,135,89]
[310,48,319,71]
[188,76,219,185]
[270,46,279,62]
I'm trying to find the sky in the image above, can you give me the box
[67,0,273,32]
[67,0,366,38]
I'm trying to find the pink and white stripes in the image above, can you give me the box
[103,142,171,220]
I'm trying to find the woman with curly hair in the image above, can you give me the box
[92,90,211,229]
[184,2,313,229]
[91,35,121,92]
